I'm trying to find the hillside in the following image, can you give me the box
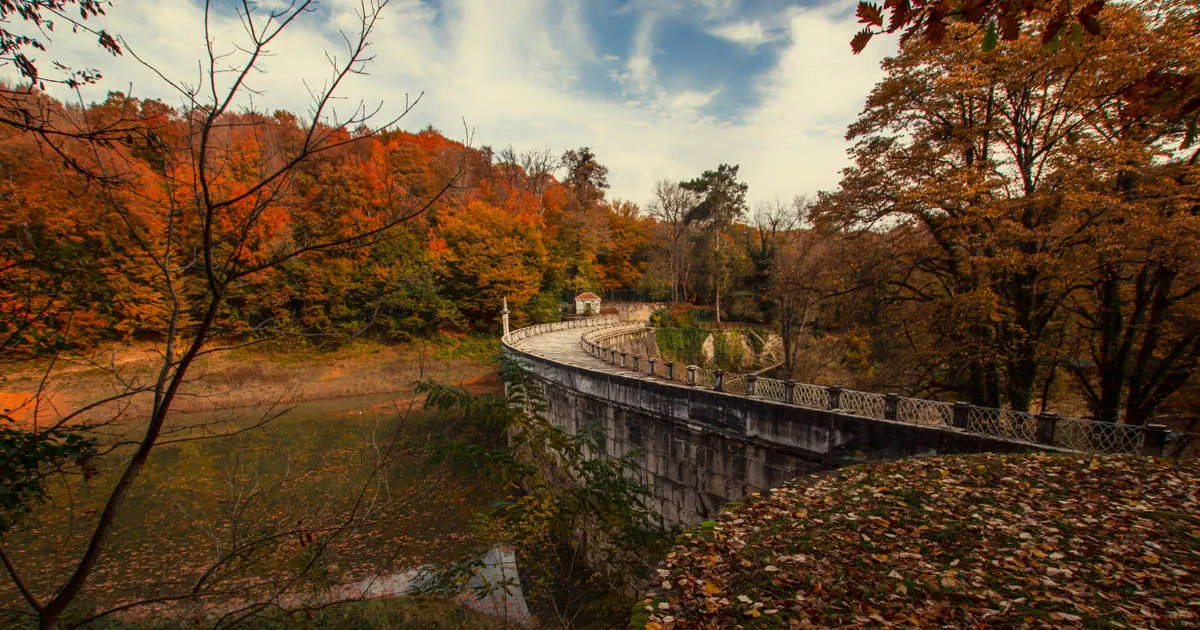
[638,453,1200,629]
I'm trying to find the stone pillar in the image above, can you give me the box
[784,380,796,404]
[1142,424,1168,457]
[665,361,675,380]
[501,298,510,337]
[884,393,899,421]
[953,402,970,429]
[827,386,842,410]
[745,375,757,396]
[687,365,697,386]
[714,369,724,392]
[1036,411,1059,445]
[648,358,656,376]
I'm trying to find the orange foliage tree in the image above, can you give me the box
[823,0,1200,420]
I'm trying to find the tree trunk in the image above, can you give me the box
[714,230,722,327]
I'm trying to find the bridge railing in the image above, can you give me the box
[564,322,1191,459]
[502,316,621,346]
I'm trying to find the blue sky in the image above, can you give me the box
[13,0,895,208]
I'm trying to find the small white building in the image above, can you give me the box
[575,292,602,315]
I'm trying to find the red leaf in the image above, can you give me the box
[1042,13,1067,44]
[886,0,910,33]
[851,28,874,54]
[963,0,989,24]
[1079,0,1106,18]
[1078,1,1106,35]
[857,3,884,28]
[925,18,948,44]
[999,14,1020,40]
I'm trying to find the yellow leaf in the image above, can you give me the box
[645,623,663,630]
[702,581,722,596]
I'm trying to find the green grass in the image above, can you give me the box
[432,336,501,362]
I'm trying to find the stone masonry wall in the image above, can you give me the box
[506,346,1048,526]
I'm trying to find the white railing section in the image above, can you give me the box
[502,316,621,346]
[507,320,1191,458]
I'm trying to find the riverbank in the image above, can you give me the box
[0,336,512,626]
[0,336,502,426]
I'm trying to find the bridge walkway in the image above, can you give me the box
[508,323,655,381]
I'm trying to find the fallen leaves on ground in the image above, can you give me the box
[640,453,1200,629]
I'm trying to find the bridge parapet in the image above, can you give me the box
[562,322,1186,458]
[502,315,621,345]
[504,319,1197,523]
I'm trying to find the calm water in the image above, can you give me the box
[2,391,503,621]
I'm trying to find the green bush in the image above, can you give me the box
[655,327,708,366]
[650,304,698,329]
[712,331,746,371]
[417,358,674,628]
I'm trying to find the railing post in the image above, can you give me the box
[647,357,656,376]
[1036,411,1059,445]
[827,386,842,410]
[620,351,627,368]
[884,393,899,421]
[953,402,970,429]
[665,361,675,381]
[633,355,640,371]
[687,365,697,387]
[1142,424,1168,457]
[784,380,796,404]
[745,375,757,396]
[714,369,724,392]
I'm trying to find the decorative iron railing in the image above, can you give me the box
[509,321,1193,459]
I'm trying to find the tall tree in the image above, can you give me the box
[429,200,548,327]
[825,0,1200,419]
[681,164,747,327]
[596,199,653,297]
[646,180,699,303]
[746,198,803,323]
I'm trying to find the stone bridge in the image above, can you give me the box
[502,318,1170,525]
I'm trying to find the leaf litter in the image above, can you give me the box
[640,453,1200,629]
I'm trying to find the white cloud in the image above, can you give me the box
[618,9,661,96]
[9,0,894,208]
[708,20,771,49]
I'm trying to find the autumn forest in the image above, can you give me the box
[6,1,1200,426]
[2,0,1200,626]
